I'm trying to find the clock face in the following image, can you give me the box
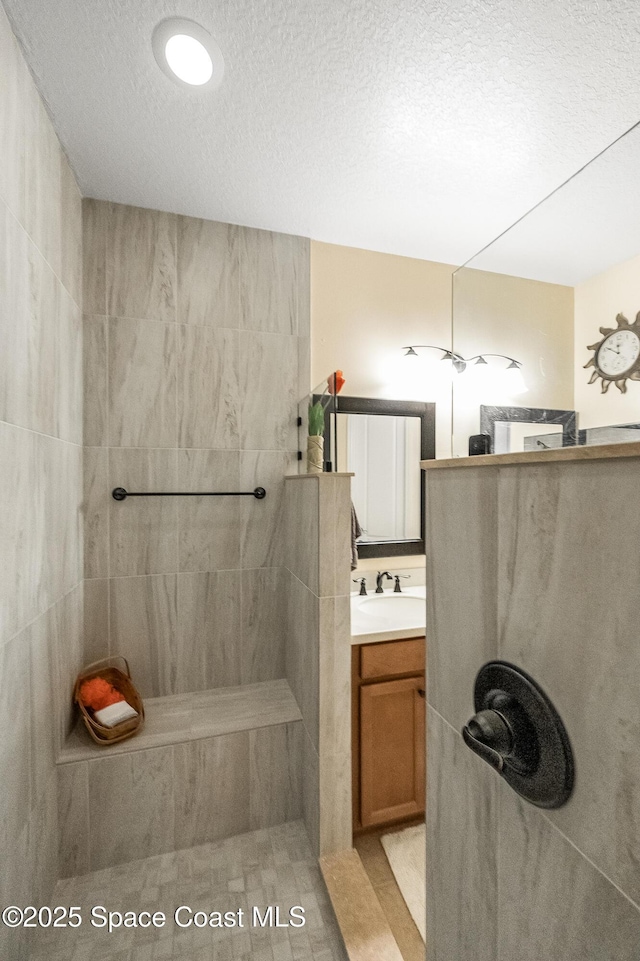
[596,329,640,377]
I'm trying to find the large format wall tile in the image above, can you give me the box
[240,331,298,450]
[110,574,178,696]
[177,216,240,327]
[498,460,640,906]
[0,7,26,219]
[176,571,242,692]
[240,227,303,334]
[23,89,62,279]
[82,198,107,315]
[0,631,32,861]
[240,568,286,683]
[108,316,177,448]
[59,156,82,307]
[107,204,176,322]
[249,722,303,828]
[83,577,109,665]
[88,747,175,871]
[83,315,108,446]
[426,708,497,961]
[177,449,242,572]
[241,450,296,569]
[499,788,640,961]
[177,325,239,449]
[83,446,109,578]
[285,571,319,750]
[425,468,498,730]
[57,762,90,879]
[285,478,319,593]
[109,448,178,576]
[174,732,250,848]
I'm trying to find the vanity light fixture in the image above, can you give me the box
[403,345,524,382]
[152,18,224,89]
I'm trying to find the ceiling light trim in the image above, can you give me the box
[152,17,224,90]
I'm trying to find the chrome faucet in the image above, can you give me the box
[375,571,393,593]
[394,575,410,593]
[353,577,367,596]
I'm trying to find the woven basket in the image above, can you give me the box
[73,656,145,746]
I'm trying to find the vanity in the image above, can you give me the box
[351,587,426,832]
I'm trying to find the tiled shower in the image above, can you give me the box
[0,5,347,958]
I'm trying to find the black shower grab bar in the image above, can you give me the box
[112,487,266,501]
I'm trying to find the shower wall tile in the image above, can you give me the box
[109,574,178,697]
[57,762,90,879]
[177,449,242,572]
[88,747,175,871]
[83,446,109,578]
[0,631,32,858]
[0,209,81,443]
[108,448,178,576]
[174,732,251,848]
[498,788,640,961]
[318,475,352,598]
[83,578,110,665]
[285,571,320,751]
[23,90,62,279]
[0,823,29,961]
[177,325,240,449]
[82,198,108,315]
[40,434,83,605]
[302,725,320,857]
[240,331,298,450]
[241,450,297,569]
[60,157,83,306]
[50,584,85,751]
[285,478,319,593]
[28,610,56,801]
[176,571,242,692]
[106,204,177,322]
[249,722,303,828]
[498,460,640,907]
[240,567,286,683]
[108,316,177,448]
[240,227,302,334]
[83,315,108,446]
[27,770,60,909]
[426,708,497,961]
[0,7,26,219]
[425,468,498,730]
[177,216,240,327]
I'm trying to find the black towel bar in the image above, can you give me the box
[112,487,266,501]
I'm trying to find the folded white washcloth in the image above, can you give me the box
[94,700,138,728]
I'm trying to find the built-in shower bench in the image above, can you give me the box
[58,677,301,762]
[56,679,307,877]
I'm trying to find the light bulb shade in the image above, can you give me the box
[504,365,528,394]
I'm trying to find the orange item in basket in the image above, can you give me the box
[78,676,125,712]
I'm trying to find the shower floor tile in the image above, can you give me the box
[29,821,347,961]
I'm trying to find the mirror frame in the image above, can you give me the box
[324,396,436,558]
[480,405,577,454]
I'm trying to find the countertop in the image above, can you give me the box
[421,440,640,471]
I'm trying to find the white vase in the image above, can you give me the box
[307,435,324,473]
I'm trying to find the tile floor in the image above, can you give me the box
[354,825,425,961]
[29,821,348,961]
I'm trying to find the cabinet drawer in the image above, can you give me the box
[360,637,425,680]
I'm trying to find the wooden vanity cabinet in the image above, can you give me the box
[352,637,426,833]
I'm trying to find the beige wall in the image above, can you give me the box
[82,201,310,698]
[452,267,575,455]
[0,6,84,958]
[574,251,640,429]
[311,241,455,459]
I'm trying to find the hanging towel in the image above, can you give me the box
[351,502,363,571]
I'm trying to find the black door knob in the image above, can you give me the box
[462,661,574,809]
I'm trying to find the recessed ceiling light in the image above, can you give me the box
[152,18,224,89]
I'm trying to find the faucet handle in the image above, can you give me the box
[353,577,367,596]
[393,574,410,593]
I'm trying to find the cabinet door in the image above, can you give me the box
[360,676,425,828]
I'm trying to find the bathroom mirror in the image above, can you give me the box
[324,397,435,557]
[451,120,640,459]
[480,405,577,454]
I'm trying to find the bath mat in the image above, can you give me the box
[380,823,426,941]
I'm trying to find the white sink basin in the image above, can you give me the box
[358,594,425,620]
[351,586,426,637]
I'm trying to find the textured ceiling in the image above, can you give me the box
[5,0,640,278]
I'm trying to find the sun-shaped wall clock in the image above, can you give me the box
[584,312,640,393]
